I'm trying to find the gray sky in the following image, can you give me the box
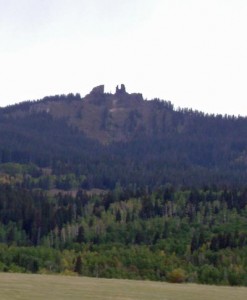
[0,0,247,116]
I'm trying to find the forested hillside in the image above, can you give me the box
[0,85,247,285]
[0,184,246,285]
[1,84,247,189]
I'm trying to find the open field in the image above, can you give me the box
[0,273,246,300]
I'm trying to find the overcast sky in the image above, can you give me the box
[0,0,247,116]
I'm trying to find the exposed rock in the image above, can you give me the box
[90,85,105,95]
[115,84,126,95]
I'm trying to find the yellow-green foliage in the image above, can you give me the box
[168,268,187,283]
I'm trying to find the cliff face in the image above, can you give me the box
[79,84,148,143]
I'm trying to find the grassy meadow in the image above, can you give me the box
[0,273,246,300]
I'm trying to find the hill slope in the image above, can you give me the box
[1,84,247,188]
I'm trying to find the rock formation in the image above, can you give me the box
[90,85,105,95]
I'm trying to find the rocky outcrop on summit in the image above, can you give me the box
[115,84,126,94]
[79,84,147,143]
[114,84,143,103]
[90,85,105,95]
[1,84,169,144]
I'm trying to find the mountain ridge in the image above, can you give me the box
[0,84,247,188]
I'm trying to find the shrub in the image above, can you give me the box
[168,268,187,283]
